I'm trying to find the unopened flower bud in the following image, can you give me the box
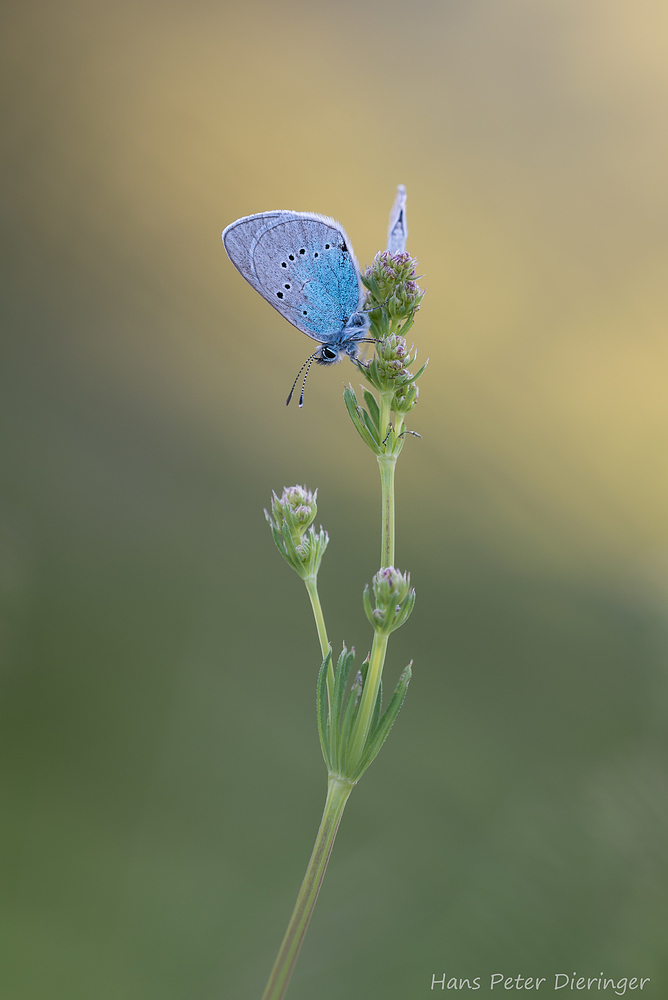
[392,378,419,415]
[363,565,415,635]
[374,334,416,384]
[271,485,318,543]
[352,331,427,421]
[362,251,424,329]
[374,566,410,605]
[265,485,328,580]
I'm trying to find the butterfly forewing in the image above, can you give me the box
[223,211,364,343]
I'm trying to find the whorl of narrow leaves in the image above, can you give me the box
[317,646,412,784]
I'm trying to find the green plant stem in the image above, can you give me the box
[260,776,354,1000]
[304,576,335,703]
[377,390,398,568]
[304,576,329,659]
[377,455,396,568]
[346,630,389,768]
[379,388,392,441]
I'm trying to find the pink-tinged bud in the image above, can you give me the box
[363,566,415,635]
[362,251,424,324]
[373,566,411,605]
[271,485,318,538]
[265,485,329,580]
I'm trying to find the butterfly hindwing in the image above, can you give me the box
[222,211,285,299]
[223,212,364,342]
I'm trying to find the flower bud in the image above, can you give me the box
[265,485,328,580]
[362,251,424,330]
[373,334,416,389]
[363,566,415,635]
[374,566,411,605]
[271,485,318,543]
[392,377,419,415]
[353,332,427,422]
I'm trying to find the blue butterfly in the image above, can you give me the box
[222,211,373,404]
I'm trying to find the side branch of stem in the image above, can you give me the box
[304,576,334,703]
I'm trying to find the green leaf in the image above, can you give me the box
[338,671,363,774]
[350,663,412,782]
[370,676,383,736]
[316,651,332,771]
[279,521,303,575]
[363,584,375,628]
[396,316,415,338]
[332,647,354,722]
[331,646,354,768]
[362,389,381,431]
[362,408,381,445]
[343,386,379,453]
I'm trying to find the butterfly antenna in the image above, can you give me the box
[286,349,321,406]
[298,354,319,408]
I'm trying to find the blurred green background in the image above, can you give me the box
[2,0,668,996]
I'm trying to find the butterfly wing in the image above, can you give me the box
[223,211,364,343]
